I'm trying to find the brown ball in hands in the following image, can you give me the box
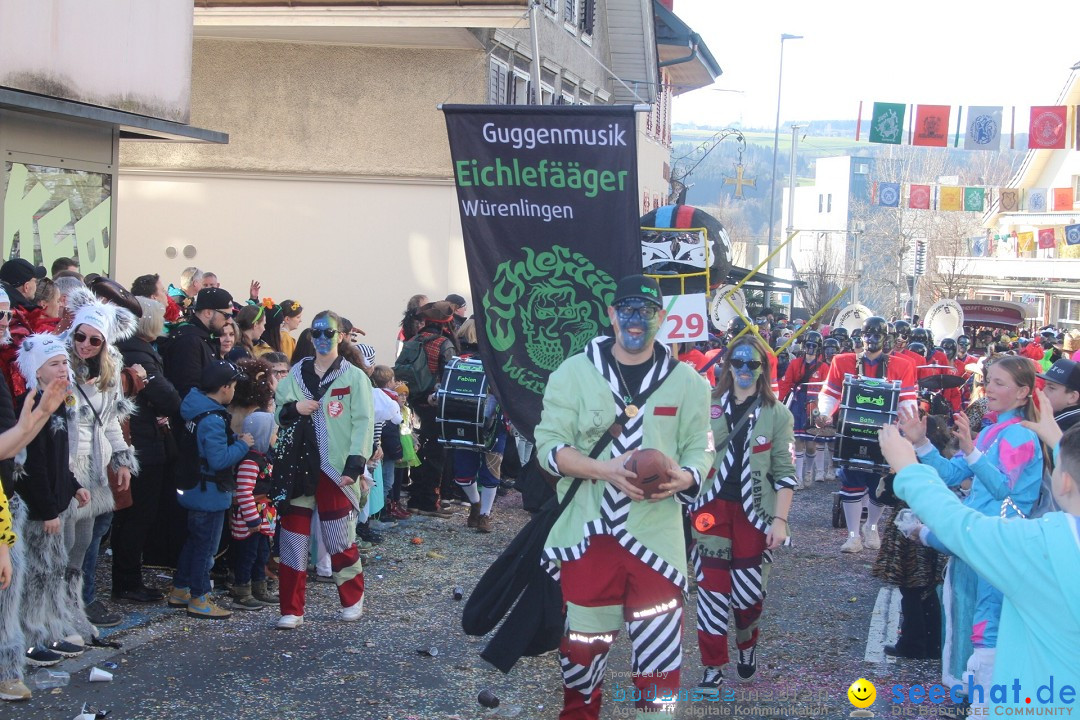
[624,448,668,500]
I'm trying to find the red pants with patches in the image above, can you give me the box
[691,498,767,667]
[558,535,683,719]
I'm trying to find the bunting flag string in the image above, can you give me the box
[857,103,1076,151]
[870,183,1075,214]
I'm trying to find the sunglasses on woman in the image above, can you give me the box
[73,331,104,347]
[310,329,338,340]
[0,310,11,321]
[729,359,762,370]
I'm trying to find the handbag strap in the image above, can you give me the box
[723,396,762,451]
[555,355,679,513]
[76,384,104,428]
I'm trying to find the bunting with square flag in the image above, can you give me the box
[1018,231,1035,252]
[909,184,932,210]
[999,188,1021,212]
[1066,224,1080,246]
[1027,188,1049,212]
[969,236,986,257]
[1038,228,1057,249]
[1029,106,1067,149]
[1054,187,1074,211]
[913,105,950,147]
[963,187,985,212]
[878,182,901,207]
[965,106,1003,151]
[869,102,906,144]
[939,186,963,211]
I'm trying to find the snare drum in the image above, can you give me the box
[834,375,900,471]
[436,357,501,450]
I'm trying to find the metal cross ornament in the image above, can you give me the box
[723,150,755,199]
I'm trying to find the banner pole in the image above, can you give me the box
[528,1,543,103]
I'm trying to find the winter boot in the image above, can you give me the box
[228,583,265,611]
[467,502,482,529]
[251,580,279,606]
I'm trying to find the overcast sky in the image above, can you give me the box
[670,0,1080,129]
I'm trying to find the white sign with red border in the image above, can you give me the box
[656,293,708,344]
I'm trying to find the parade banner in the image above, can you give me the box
[443,105,641,441]
[913,105,950,147]
[1027,188,1048,212]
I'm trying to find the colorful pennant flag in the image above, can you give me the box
[1054,187,1074,211]
[969,236,986,257]
[939,186,963,211]
[1027,188,1049,212]
[1018,231,1035,252]
[909,184,932,210]
[999,188,1021,212]
[913,105,950,147]
[869,102,906,144]
[1066,224,1080,246]
[963,187,985,212]
[1038,228,1057,249]
[1029,106,1067,149]
[878,182,901,207]
[964,106,1003,151]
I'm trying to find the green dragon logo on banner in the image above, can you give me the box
[484,245,615,394]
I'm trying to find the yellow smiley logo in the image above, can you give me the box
[847,678,876,709]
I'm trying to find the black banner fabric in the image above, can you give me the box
[443,105,642,442]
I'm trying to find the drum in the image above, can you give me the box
[834,375,900,471]
[436,357,501,450]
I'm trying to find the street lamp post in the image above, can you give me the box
[766,33,802,306]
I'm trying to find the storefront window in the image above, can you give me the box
[3,162,112,276]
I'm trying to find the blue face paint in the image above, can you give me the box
[614,300,660,354]
[730,344,760,390]
[312,317,338,356]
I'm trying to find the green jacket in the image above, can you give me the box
[534,349,713,577]
[275,358,374,507]
[699,395,796,533]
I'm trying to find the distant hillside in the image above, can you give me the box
[669,122,1026,245]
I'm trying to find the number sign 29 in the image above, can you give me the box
[656,293,708,344]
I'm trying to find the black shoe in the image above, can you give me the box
[25,646,63,667]
[112,586,164,603]
[884,642,929,659]
[736,646,757,682]
[85,600,123,628]
[47,640,85,657]
[355,522,383,545]
[697,666,723,696]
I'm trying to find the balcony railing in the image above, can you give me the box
[937,256,1080,281]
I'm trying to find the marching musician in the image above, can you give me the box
[778,330,830,487]
[939,338,965,412]
[817,317,917,554]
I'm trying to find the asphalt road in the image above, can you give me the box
[5,479,950,720]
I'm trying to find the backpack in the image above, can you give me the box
[393,332,445,397]
[175,408,234,491]
[242,450,272,498]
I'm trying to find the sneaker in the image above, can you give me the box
[314,574,335,584]
[231,595,266,611]
[0,679,31,701]
[389,501,412,520]
[340,596,365,622]
[25,646,63,667]
[697,666,723,696]
[475,513,493,534]
[47,639,85,657]
[414,507,454,519]
[840,534,864,553]
[736,646,757,681]
[167,586,191,608]
[276,614,304,630]
[112,586,164,603]
[356,522,383,544]
[862,525,881,550]
[186,593,232,620]
[85,600,123,627]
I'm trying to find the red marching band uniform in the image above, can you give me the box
[817,352,919,421]
[779,355,830,437]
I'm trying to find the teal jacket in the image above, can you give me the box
[894,463,1080,708]
[534,349,713,578]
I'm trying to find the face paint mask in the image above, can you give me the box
[312,318,338,356]
[730,345,760,390]
[614,301,660,354]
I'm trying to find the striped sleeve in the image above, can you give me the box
[231,459,261,538]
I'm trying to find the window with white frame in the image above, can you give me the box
[543,0,558,13]
[563,0,578,27]
[511,71,531,105]
[579,0,595,34]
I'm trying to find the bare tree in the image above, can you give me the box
[795,233,846,319]
[922,212,982,303]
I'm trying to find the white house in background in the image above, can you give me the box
[955,62,1080,327]
[116,0,718,361]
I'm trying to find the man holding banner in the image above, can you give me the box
[534,275,712,719]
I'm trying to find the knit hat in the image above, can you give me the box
[242,411,276,455]
[18,333,70,391]
[67,287,137,345]
[358,343,376,367]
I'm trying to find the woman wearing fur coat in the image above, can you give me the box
[64,289,139,633]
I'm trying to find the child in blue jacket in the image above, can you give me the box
[880,416,1078,715]
[168,361,252,619]
[897,356,1044,696]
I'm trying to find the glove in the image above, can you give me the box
[893,508,923,540]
